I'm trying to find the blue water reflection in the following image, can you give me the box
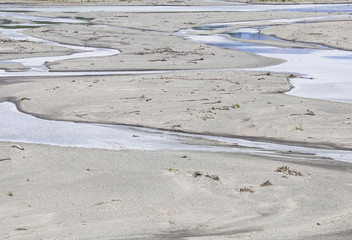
[208,37,315,55]
[325,55,352,60]
[282,5,352,13]
[227,31,282,41]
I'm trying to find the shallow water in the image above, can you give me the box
[227,28,282,42]
[1,102,351,162]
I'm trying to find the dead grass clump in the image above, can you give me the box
[192,171,220,181]
[275,166,302,176]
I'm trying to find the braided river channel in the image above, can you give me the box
[0,4,352,163]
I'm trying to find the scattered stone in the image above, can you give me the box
[260,180,272,187]
[8,192,13,197]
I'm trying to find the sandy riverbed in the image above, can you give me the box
[0,9,350,148]
[1,1,352,239]
[1,70,352,149]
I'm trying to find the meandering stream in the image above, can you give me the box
[0,4,351,162]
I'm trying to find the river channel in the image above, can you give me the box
[0,4,351,163]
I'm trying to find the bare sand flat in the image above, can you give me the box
[261,20,352,51]
[31,24,282,72]
[0,34,80,61]
[1,141,352,239]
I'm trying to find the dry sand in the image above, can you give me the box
[1,141,352,239]
[261,20,352,51]
[0,34,80,61]
[30,24,282,72]
[20,11,346,72]
[1,1,352,239]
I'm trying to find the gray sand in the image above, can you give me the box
[1,1,352,239]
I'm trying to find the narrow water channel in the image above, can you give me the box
[1,101,351,163]
[0,4,351,163]
[180,15,352,103]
